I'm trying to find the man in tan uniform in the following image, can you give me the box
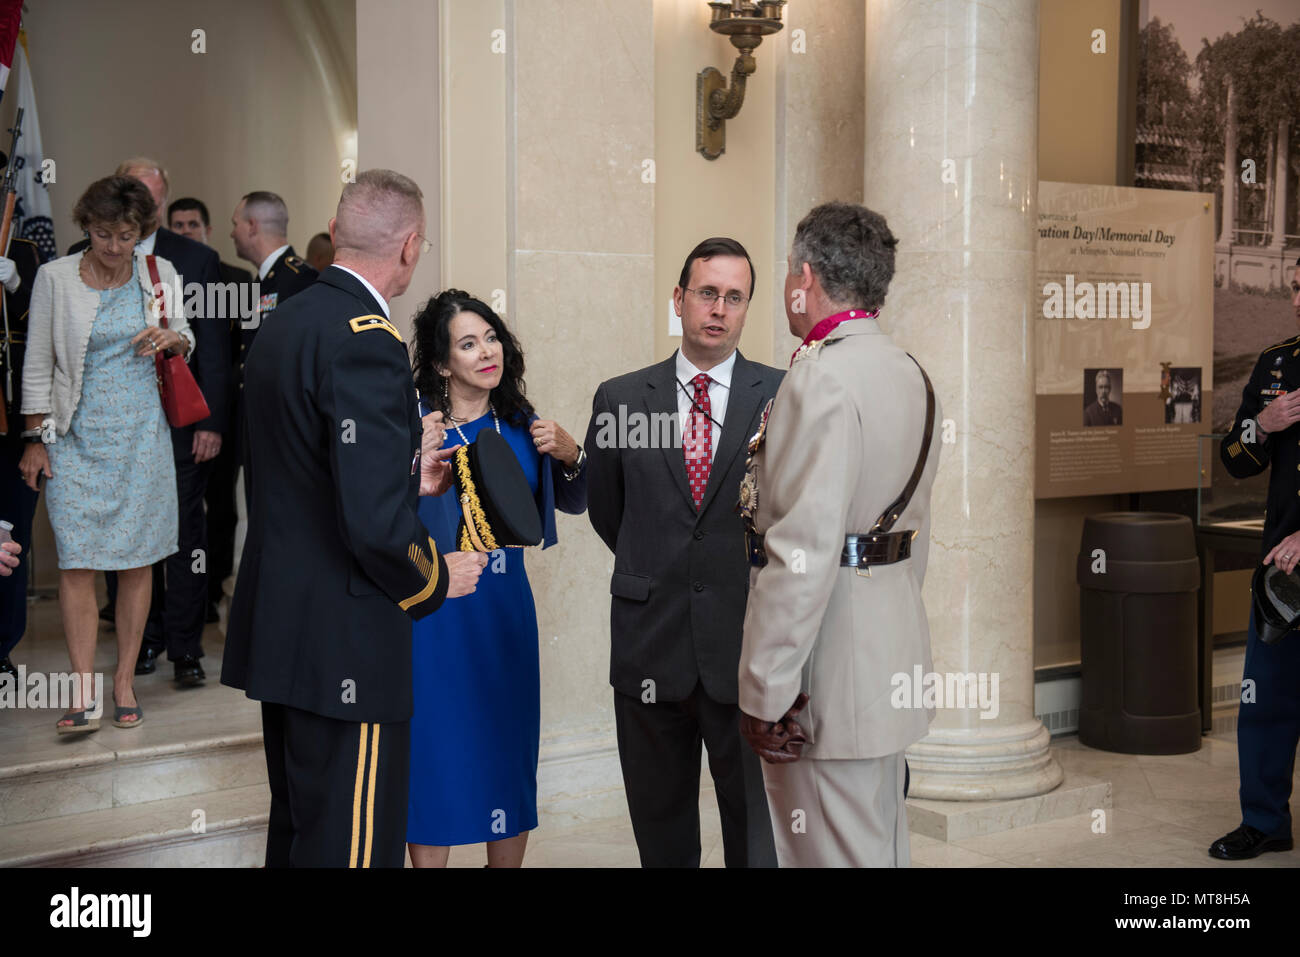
[738,202,940,867]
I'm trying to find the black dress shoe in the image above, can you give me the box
[99,604,115,629]
[134,647,159,676]
[0,656,16,679]
[1208,824,1294,860]
[174,656,206,687]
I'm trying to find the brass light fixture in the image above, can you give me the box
[697,1,786,160]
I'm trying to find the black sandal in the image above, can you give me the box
[56,704,101,735]
[113,700,144,729]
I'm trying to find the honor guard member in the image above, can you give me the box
[229,190,318,380]
[738,203,941,867]
[222,169,487,868]
[0,236,41,679]
[1210,254,1300,861]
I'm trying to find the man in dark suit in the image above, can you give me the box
[0,236,43,680]
[168,196,255,623]
[585,237,783,868]
[1082,369,1122,426]
[222,168,486,867]
[71,159,231,686]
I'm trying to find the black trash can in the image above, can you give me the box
[1076,511,1201,754]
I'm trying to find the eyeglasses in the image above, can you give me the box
[686,287,748,308]
[417,234,434,255]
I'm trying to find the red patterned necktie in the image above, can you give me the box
[685,372,713,510]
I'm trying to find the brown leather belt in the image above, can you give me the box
[746,531,914,569]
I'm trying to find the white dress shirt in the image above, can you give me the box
[675,348,735,463]
[257,244,291,281]
[137,230,157,255]
[330,264,390,318]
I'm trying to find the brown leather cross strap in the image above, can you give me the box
[870,354,935,534]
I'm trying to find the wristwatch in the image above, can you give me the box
[563,446,586,481]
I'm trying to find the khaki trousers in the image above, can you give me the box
[761,751,910,867]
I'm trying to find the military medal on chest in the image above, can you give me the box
[738,397,774,524]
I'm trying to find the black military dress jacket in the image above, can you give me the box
[221,266,449,723]
[242,245,317,378]
[1221,333,1300,557]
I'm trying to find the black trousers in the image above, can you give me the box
[140,457,211,660]
[203,442,238,607]
[261,702,411,868]
[613,682,777,868]
[0,431,39,658]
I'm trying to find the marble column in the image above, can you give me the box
[1269,118,1290,249]
[1218,80,1237,248]
[863,0,1061,800]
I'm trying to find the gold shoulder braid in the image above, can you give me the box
[454,445,497,552]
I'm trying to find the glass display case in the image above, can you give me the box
[1197,433,1266,532]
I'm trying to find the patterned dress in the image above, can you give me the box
[45,263,177,569]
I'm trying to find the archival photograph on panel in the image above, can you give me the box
[1083,368,1124,427]
[1137,0,1300,428]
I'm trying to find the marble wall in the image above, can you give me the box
[512,0,656,737]
[773,0,866,359]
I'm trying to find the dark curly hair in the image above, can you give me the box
[411,289,533,427]
[72,175,156,236]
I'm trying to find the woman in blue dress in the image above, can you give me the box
[407,289,587,867]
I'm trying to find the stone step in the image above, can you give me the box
[0,783,269,867]
[0,726,266,827]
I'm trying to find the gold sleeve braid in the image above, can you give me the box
[398,536,442,611]
[454,446,498,552]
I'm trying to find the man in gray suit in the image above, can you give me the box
[739,203,941,867]
[586,238,783,867]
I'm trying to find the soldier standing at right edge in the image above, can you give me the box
[1211,255,1300,861]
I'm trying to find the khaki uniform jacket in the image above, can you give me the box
[738,317,941,759]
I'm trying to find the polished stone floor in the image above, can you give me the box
[4,590,1298,868]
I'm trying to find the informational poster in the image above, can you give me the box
[1035,182,1215,498]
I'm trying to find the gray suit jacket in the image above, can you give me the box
[739,319,941,758]
[586,351,783,703]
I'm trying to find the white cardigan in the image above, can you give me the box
[21,250,195,435]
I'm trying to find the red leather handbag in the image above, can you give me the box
[145,254,209,428]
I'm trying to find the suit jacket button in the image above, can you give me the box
[693,530,704,541]
[693,581,704,592]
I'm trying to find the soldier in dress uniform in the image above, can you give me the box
[737,203,941,867]
[229,190,318,380]
[221,169,487,868]
[0,236,42,679]
[1210,255,1300,861]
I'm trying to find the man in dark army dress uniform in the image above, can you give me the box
[229,190,318,380]
[1211,256,1300,861]
[222,169,487,868]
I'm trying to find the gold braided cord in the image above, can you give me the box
[454,446,497,552]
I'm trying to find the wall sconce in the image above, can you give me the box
[697,1,786,160]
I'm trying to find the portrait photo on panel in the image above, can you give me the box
[1163,365,1202,424]
[1082,368,1124,427]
